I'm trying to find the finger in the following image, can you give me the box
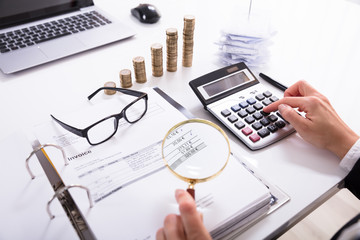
[283,80,307,97]
[277,104,308,131]
[156,228,166,240]
[163,214,186,240]
[284,80,316,97]
[263,96,314,113]
[263,97,293,113]
[284,80,329,103]
[263,100,282,113]
[175,190,206,236]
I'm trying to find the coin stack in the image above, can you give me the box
[132,56,147,83]
[182,15,195,67]
[166,28,178,72]
[119,69,132,88]
[151,43,163,77]
[104,81,116,95]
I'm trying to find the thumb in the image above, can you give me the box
[278,104,305,130]
[175,190,211,239]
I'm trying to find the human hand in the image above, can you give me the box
[263,80,359,159]
[156,189,212,240]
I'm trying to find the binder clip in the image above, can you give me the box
[26,143,68,179]
[47,184,94,219]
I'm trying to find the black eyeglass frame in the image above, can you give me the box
[51,87,148,145]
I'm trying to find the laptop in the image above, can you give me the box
[0,0,135,74]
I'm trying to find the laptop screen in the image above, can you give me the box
[0,0,94,29]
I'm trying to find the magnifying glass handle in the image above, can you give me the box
[187,188,195,199]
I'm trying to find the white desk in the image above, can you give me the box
[1,0,360,239]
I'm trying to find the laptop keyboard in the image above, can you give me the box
[0,11,111,54]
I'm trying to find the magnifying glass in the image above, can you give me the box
[161,119,231,199]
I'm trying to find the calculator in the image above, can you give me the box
[189,62,295,150]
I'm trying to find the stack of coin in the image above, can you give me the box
[132,56,147,83]
[119,69,132,88]
[104,81,116,95]
[151,43,163,77]
[182,15,195,67]
[166,28,178,72]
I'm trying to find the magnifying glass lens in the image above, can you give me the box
[162,119,230,198]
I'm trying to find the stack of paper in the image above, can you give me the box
[215,2,275,68]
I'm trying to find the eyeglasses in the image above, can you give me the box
[51,87,148,145]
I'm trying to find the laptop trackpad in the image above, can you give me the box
[39,36,87,59]
[0,47,49,74]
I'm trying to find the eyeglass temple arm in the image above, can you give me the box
[87,87,147,100]
[50,114,84,137]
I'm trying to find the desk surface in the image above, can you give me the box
[1,0,360,239]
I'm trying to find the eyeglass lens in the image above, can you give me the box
[86,97,147,145]
[124,98,147,123]
[87,117,117,145]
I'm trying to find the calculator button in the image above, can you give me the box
[238,110,248,118]
[260,118,270,126]
[242,127,253,136]
[252,122,262,130]
[221,109,231,117]
[249,133,260,143]
[275,120,286,128]
[253,103,263,110]
[239,101,249,108]
[267,124,278,133]
[246,106,256,114]
[231,104,241,112]
[263,91,272,98]
[235,121,245,130]
[262,99,272,106]
[267,114,278,122]
[276,112,289,123]
[247,98,256,105]
[228,115,238,123]
[260,110,270,116]
[255,94,265,101]
[245,116,255,124]
[270,96,279,102]
[258,128,270,138]
[253,112,263,120]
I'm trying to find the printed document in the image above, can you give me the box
[33,87,271,239]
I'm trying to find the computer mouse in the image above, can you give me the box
[131,4,161,24]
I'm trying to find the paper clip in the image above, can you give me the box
[47,184,93,219]
[26,143,68,179]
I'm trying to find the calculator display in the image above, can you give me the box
[203,72,250,97]
[198,69,255,100]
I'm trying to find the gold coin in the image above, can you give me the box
[132,56,147,83]
[151,43,163,50]
[182,15,195,68]
[104,81,116,95]
[151,43,163,77]
[184,15,195,22]
[119,69,132,88]
[133,56,145,63]
[166,29,178,72]
[166,28,178,36]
